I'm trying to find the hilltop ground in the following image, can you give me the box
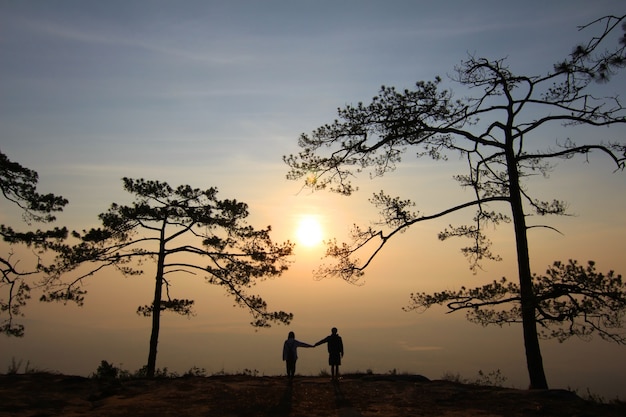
[1,372,625,417]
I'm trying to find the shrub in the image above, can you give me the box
[472,369,507,387]
[183,366,207,377]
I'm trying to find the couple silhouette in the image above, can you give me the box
[282,327,344,381]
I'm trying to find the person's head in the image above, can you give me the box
[288,331,295,339]
[331,327,338,335]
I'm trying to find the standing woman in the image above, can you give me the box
[282,331,313,380]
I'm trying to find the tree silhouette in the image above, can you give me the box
[284,15,626,389]
[0,150,68,336]
[45,177,293,377]
[405,260,626,344]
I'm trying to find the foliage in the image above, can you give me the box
[440,371,464,384]
[6,358,33,375]
[90,361,264,380]
[441,369,507,388]
[0,151,68,223]
[0,150,68,337]
[45,177,293,377]
[284,15,626,389]
[183,366,208,377]
[92,360,122,380]
[407,260,626,344]
[133,365,174,379]
[285,17,626,278]
[91,360,172,380]
[473,369,507,387]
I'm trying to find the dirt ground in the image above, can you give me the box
[1,372,625,417]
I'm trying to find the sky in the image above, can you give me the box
[1,0,626,398]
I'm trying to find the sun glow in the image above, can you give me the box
[295,215,323,247]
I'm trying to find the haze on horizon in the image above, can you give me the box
[1,0,625,399]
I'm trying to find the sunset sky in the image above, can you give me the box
[2,1,626,398]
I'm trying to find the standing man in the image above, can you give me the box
[315,327,344,381]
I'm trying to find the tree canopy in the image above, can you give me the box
[0,150,68,337]
[284,15,626,389]
[45,177,294,377]
[406,260,626,345]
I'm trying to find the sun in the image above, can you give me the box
[295,215,323,247]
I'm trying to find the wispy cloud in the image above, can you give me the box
[397,341,443,352]
[17,15,252,67]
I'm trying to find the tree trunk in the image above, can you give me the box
[506,147,549,389]
[146,225,167,378]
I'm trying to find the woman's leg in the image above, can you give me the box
[286,359,296,378]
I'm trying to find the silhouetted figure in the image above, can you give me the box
[315,327,344,380]
[282,331,312,380]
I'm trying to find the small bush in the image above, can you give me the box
[92,360,120,380]
[7,358,23,375]
[472,369,507,387]
[5,358,40,375]
[570,387,621,404]
[240,368,259,377]
[183,366,207,377]
[583,388,606,404]
[441,369,507,387]
[133,365,177,378]
[441,371,464,383]
[91,360,134,380]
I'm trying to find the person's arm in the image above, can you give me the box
[296,340,313,348]
[314,336,327,347]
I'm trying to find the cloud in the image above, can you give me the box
[16,14,252,67]
[397,341,443,352]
